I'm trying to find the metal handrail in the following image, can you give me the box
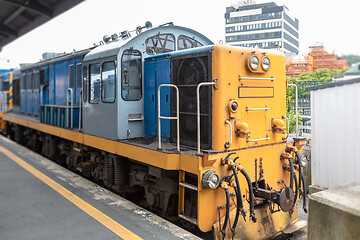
[224,120,232,149]
[239,77,275,81]
[246,106,270,111]
[66,88,73,128]
[158,84,180,152]
[179,182,198,191]
[79,88,82,130]
[40,86,43,106]
[247,136,270,142]
[197,81,216,155]
[287,84,298,137]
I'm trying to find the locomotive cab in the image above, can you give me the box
[81,24,213,140]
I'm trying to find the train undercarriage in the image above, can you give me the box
[5,122,197,226]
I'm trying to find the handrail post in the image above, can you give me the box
[288,84,298,137]
[224,120,232,149]
[66,88,73,128]
[79,88,82,130]
[158,84,180,152]
[196,82,216,155]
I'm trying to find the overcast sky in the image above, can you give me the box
[0,0,359,68]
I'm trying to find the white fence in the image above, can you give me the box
[311,79,360,189]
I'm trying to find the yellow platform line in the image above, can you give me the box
[0,146,142,240]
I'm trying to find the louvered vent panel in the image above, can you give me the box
[170,53,212,149]
[76,64,82,88]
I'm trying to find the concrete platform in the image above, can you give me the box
[0,135,200,240]
[308,182,360,240]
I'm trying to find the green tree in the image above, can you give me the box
[286,68,346,133]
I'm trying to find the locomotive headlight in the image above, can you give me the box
[300,154,308,167]
[228,99,238,113]
[202,171,220,189]
[231,101,238,112]
[250,56,259,70]
[261,57,270,71]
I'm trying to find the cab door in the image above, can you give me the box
[118,48,144,139]
[82,59,118,140]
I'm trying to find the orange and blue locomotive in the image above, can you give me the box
[0,23,307,239]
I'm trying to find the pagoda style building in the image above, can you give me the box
[286,44,348,76]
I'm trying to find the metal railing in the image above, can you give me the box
[247,136,270,142]
[246,106,270,111]
[287,80,331,135]
[287,84,299,137]
[239,76,275,81]
[66,88,73,128]
[197,81,215,155]
[158,84,180,152]
[224,120,232,149]
[79,88,83,130]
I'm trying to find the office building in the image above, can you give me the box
[225,1,299,54]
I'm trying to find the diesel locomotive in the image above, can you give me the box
[0,22,307,239]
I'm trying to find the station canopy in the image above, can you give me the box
[0,0,84,50]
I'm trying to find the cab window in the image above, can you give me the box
[178,35,203,50]
[89,63,100,102]
[101,61,116,103]
[145,34,175,55]
[121,49,142,101]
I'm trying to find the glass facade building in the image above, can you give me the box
[225,2,299,54]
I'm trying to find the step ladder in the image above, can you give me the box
[178,170,198,225]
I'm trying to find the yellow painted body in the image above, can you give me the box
[211,45,286,151]
[196,46,302,237]
[0,112,4,132]
[1,45,305,239]
[213,203,298,240]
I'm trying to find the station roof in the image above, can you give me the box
[0,0,84,50]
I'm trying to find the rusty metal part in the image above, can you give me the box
[76,161,94,177]
[221,152,236,166]
[279,187,294,212]
[286,146,298,153]
[213,202,299,240]
[283,163,299,171]
[281,152,292,160]
[254,187,280,202]
[259,157,264,181]
[255,158,258,187]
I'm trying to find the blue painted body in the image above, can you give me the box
[143,46,214,140]
[20,90,26,113]
[17,52,86,128]
[33,90,40,115]
[55,60,68,105]
[144,55,171,140]
[26,90,32,114]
